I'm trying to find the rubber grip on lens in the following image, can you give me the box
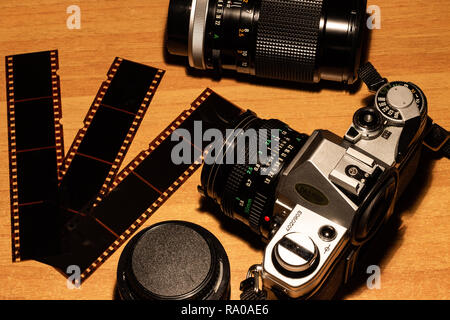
[255,0,323,83]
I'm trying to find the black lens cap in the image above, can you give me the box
[116,221,230,300]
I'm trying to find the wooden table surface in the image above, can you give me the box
[0,0,448,300]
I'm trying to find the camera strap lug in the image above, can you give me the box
[358,62,388,92]
[240,264,267,300]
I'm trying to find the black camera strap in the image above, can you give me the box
[423,122,450,158]
[358,62,388,92]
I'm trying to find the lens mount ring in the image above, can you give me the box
[188,0,210,69]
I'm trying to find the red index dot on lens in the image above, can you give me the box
[264,216,270,222]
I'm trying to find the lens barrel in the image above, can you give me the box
[167,0,368,84]
[166,0,192,56]
[200,114,308,238]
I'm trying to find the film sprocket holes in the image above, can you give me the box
[167,0,368,84]
[5,52,249,284]
[6,50,166,279]
[6,50,64,262]
[199,64,435,299]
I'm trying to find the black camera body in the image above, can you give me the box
[200,79,429,299]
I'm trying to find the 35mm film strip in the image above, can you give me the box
[6,50,165,266]
[58,58,165,216]
[58,89,215,281]
[6,50,244,283]
[6,50,64,262]
[48,88,244,282]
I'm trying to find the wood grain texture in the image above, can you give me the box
[0,0,448,300]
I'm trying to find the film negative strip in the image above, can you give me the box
[46,89,246,282]
[6,50,245,281]
[58,59,165,216]
[6,50,64,262]
[7,52,165,266]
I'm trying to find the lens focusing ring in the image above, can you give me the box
[255,0,323,82]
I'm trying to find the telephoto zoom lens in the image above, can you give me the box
[167,0,368,84]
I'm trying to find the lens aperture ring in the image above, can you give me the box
[223,164,248,218]
[255,0,323,82]
[248,192,270,233]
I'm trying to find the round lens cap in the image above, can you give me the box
[116,221,230,300]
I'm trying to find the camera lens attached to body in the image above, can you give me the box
[167,0,368,84]
[116,221,230,300]
[200,116,309,239]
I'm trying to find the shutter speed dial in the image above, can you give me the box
[375,81,426,123]
[386,85,414,109]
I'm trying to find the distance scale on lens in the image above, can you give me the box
[207,0,257,74]
[375,81,425,123]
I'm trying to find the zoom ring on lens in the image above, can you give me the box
[255,0,323,82]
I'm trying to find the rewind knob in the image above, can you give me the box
[273,232,319,275]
